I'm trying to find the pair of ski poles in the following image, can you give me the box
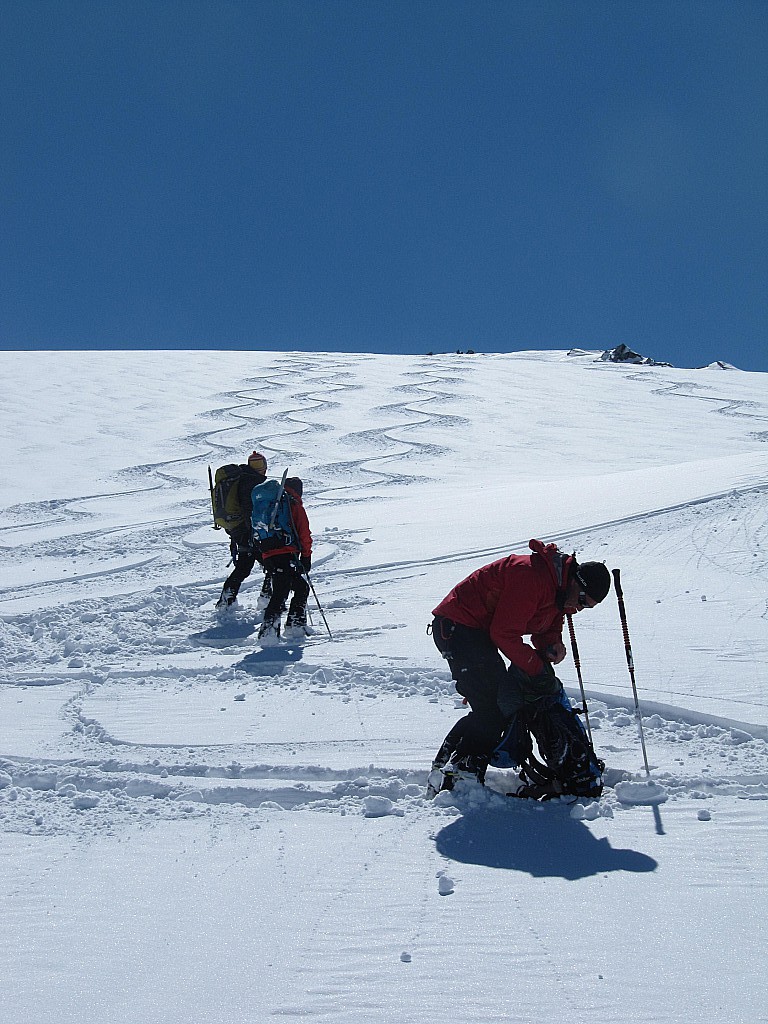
[567,568,651,778]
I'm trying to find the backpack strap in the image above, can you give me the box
[269,469,289,530]
[523,700,605,799]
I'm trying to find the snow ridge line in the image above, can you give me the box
[578,689,768,741]
[3,688,766,807]
[2,756,766,821]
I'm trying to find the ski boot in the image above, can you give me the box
[256,577,273,611]
[257,616,281,646]
[439,755,487,792]
[426,764,446,799]
[283,614,313,641]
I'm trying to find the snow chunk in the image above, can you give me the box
[698,809,712,821]
[362,795,403,818]
[72,793,101,810]
[438,874,455,896]
[0,771,12,789]
[175,790,206,803]
[615,779,668,806]
[570,801,601,821]
[728,729,753,745]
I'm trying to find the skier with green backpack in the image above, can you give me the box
[211,451,270,608]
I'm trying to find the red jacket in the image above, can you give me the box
[432,539,574,676]
[262,485,312,562]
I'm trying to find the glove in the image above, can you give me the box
[525,672,562,702]
[300,555,311,573]
[545,642,566,665]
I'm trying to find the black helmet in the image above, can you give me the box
[573,562,611,603]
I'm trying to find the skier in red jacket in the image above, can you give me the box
[428,539,610,796]
[258,477,313,643]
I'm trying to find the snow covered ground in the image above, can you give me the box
[1,349,766,1024]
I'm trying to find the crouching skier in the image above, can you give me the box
[255,477,313,644]
[426,540,610,799]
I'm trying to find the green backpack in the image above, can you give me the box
[211,464,247,533]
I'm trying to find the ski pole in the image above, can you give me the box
[566,613,593,745]
[208,466,220,530]
[305,570,333,640]
[612,568,651,776]
[284,488,329,637]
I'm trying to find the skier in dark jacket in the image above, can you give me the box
[258,477,313,643]
[428,539,610,797]
[216,452,269,608]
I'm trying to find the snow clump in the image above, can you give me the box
[615,779,668,806]
[362,795,403,818]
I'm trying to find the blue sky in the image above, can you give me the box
[1,0,766,370]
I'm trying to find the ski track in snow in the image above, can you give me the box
[1,353,768,843]
[2,652,766,838]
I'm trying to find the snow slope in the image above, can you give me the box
[1,349,766,1024]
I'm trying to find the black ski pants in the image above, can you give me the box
[431,616,509,764]
[262,553,310,623]
[223,545,260,599]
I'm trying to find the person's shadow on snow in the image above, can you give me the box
[190,620,257,646]
[434,804,657,879]
[237,643,306,675]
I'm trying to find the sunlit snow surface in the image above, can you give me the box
[1,349,767,1024]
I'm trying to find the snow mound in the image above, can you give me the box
[615,778,669,806]
[567,347,600,358]
[362,795,403,818]
[570,800,602,820]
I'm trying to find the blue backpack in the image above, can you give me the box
[250,477,297,553]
